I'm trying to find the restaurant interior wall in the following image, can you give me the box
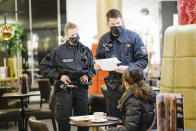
[66,0,97,49]
[160,1,177,54]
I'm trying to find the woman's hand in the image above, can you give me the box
[60,75,71,84]
[80,75,88,84]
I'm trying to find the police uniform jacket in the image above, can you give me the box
[39,41,96,84]
[96,28,148,69]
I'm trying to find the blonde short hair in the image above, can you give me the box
[64,22,78,36]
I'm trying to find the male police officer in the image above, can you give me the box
[94,9,148,118]
[39,22,96,131]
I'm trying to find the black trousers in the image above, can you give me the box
[54,87,89,131]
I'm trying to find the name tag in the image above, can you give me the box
[62,59,73,63]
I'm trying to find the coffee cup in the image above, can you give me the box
[93,112,106,120]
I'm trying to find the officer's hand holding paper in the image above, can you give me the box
[94,57,121,71]
[114,65,129,74]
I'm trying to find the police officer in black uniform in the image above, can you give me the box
[94,9,148,118]
[39,22,96,131]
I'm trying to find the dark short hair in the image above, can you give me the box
[106,9,122,23]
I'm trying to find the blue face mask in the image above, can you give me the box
[110,26,123,36]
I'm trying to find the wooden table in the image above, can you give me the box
[70,116,120,131]
[149,129,194,131]
[2,91,40,131]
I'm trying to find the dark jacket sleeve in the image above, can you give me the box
[95,37,106,59]
[131,35,148,69]
[39,49,60,79]
[107,101,142,131]
[85,48,96,78]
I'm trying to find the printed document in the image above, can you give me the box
[95,57,121,71]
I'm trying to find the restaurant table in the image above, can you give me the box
[2,91,40,131]
[70,116,120,131]
[148,129,194,131]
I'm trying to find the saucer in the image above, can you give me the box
[90,118,107,123]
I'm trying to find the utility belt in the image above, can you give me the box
[54,80,92,92]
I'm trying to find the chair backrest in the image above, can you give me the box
[37,79,51,101]
[101,85,111,115]
[28,116,49,131]
[0,109,20,122]
[49,86,56,113]
[0,88,8,109]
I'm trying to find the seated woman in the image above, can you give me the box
[108,66,155,131]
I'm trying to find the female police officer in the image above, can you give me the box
[39,22,96,131]
[94,9,148,118]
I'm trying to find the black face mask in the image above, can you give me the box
[110,26,123,36]
[68,35,80,44]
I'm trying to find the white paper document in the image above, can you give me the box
[70,115,94,122]
[95,57,121,71]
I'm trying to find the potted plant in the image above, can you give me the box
[0,24,24,77]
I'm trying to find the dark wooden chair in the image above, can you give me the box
[101,85,111,115]
[37,78,51,107]
[24,87,56,131]
[28,116,49,131]
[0,108,20,130]
[88,94,105,114]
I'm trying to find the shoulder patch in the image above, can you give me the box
[141,47,147,54]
